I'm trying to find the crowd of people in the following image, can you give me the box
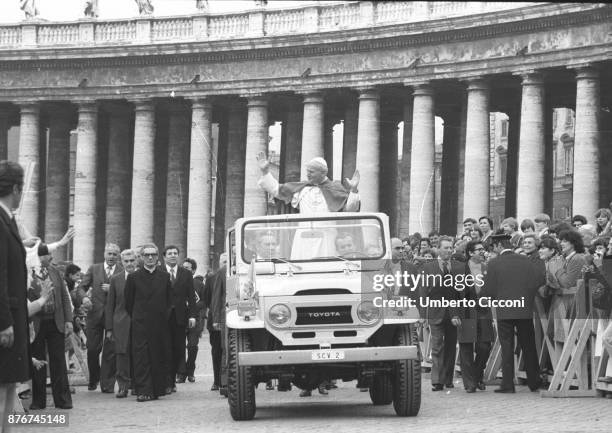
[395,210,612,393]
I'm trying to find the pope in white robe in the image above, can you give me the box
[256,152,361,259]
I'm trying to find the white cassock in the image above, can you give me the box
[258,173,360,259]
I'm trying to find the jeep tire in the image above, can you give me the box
[228,329,256,421]
[392,324,421,417]
[369,373,393,405]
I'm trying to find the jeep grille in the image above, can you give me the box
[295,306,353,325]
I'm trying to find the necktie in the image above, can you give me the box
[442,261,451,275]
[171,268,176,284]
[9,216,19,234]
[106,267,112,281]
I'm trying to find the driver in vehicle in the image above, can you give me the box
[335,232,359,258]
[251,231,279,262]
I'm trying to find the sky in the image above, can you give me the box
[0,0,325,23]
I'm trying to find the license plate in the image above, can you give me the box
[311,349,345,361]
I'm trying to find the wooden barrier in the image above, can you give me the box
[418,276,612,397]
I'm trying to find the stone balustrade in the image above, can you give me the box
[0,1,538,50]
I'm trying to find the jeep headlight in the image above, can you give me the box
[357,301,381,324]
[269,304,291,327]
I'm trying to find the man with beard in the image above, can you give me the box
[125,244,172,402]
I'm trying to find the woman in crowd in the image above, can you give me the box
[520,219,535,235]
[478,216,494,245]
[538,236,565,345]
[552,230,588,346]
[469,227,483,242]
[595,208,612,237]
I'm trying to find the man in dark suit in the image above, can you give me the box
[76,243,123,392]
[30,255,74,409]
[180,258,206,383]
[106,249,138,398]
[210,253,228,394]
[204,253,227,391]
[417,235,462,391]
[0,161,29,432]
[162,245,196,392]
[482,233,542,393]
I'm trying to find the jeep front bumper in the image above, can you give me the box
[238,345,419,366]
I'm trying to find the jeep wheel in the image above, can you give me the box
[392,324,421,417]
[369,373,393,405]
[227,329,256,421]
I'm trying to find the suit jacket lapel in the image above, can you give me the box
[0,211,25,255]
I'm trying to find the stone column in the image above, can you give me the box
[282,103,302,182]
[408,84,436,234]
[243,96,268,217]
[440,109,461,236]
[300,92,325,177]
[379,110,399,233]
[165,104,190,251]
[44,108,72,260]
[17,102,41,235]
[130,100,156,246]
[73,102,98,266]
[225,103,247,228]
[462,79,491,221]
[0,108,9,160]
[342,98,358,181]
[399,93,413,238]
[355,88,380,212]
[516,72,545,222]
[187,98,213,273]
[572,66,601,222]
[505,106,520,219]
[105,104,133,249]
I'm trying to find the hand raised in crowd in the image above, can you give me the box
[59,226,76,246]
[39,278,54,302]
[82,296,93,310]
[343,169,360,193]
[101,283,110,293]
[256,151,271,174]
[188,318,196,329]
[105,330,113,341]
[451,316,461,327]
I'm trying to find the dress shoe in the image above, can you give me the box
[55,403,73,409]
[529,381,544,392]
[210,383,219,391]
[431,384,444,391]
[445,383,454,389]
[176,374,186,384]
[494,387,516,394]
[318,385,328,395]
[137,394,156,402]
[476,381,486,391]
[101,388,114,393]
[88,382,98,391]
[465,387,476,393]
[266,381,274,391]
[116,389,128,398]
[187,375,195,383]
[299,389,312,397]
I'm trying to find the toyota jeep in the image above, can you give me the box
[224,212,421,420]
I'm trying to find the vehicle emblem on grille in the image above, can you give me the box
[307,311,341,318]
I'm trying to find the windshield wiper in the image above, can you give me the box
[270,257,303,272]
[315,256,360,270]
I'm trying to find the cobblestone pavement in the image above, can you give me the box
[14,337,612,433]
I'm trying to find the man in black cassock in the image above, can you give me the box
[125,243,172,402]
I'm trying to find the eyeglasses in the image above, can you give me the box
[143,253,158,257]
[474,247,485,252]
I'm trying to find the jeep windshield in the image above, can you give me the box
[241,216,385,263]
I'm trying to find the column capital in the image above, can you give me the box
[297,91,324,104]
[17,101,40,114]
[75,100,99,113]
[463,78,490,92]
[244,95,268,108]
[132,99,156,112]
[410,82,434,96]
[513,70,545,85]
[190,98,213,111]
[570,64,599,80]
[356,87,380,101]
